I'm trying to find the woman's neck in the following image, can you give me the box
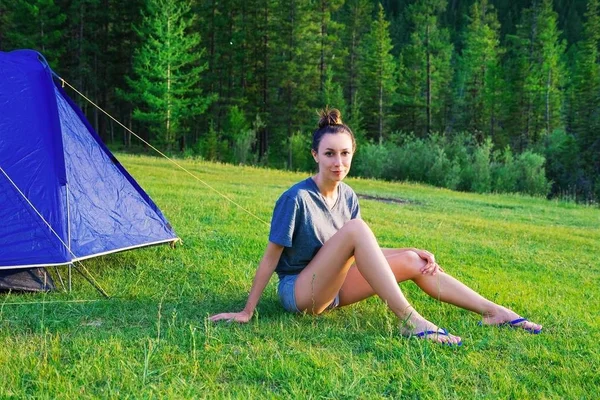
[312,173,339,199]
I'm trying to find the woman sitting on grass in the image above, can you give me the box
[210,108,542,345]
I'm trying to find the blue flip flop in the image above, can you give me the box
[413,328,463,346]
[503,318,542,334]
[479,318,542,334]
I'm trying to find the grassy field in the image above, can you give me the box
[1,154,599,398]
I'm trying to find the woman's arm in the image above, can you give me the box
[209,241,284,323]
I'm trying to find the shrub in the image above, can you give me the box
[288,131,313,171]
[409,139,432,182]
[199,121,219,161]
[469,139,492,193]
[491,146,518,193]
[514,151,551,197]
[544,129,581,197]
[445,133,475,191]
[353,142,391,179]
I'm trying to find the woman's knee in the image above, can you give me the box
[340,218,372,238]
[395,250,425,277]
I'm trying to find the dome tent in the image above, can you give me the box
[0,49,179,292]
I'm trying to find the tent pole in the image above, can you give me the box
[72,264,109,298]
[68,264,72,292]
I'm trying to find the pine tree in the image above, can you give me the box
[457,0,504,144]
[123,0,214,150]
[358,3,396,143]
[569,0,600,199]
[232,0,274,161]
[340,0,372,128]
[3,0,67,68]
[0,0,11,50]
[251,0,275,160]
[505,0,566,150]
[271,0,321,167]
[316,0,345,94]
[60,0,101,113]
[322,68,347,117]
[397,0,453,136]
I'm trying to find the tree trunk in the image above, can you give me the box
[240,1,247,93]
[260,0,269,160]
[379,82,383,144]
[426,24,432,135]
[320,0,326,93]
[349,30,357,107]
[287,2,295,169]
[546,68,551,134]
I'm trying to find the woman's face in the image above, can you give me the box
[312,133,354,182]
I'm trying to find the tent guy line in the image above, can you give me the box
[58,76,270,228]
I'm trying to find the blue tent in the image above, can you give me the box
[0,49,178,279]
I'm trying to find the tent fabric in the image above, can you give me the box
[0,49,178,270]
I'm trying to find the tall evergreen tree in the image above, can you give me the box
[271,0,321,167]
[505,0,566,150]
[253,0,275,159]
[0,0,11,50]
[316,0,345,93]
[569,0,600,199]
[321,68,347,117]
[340,0,372,120]
[61,0,101,113]
[3,0,67,68]
[397,0,453,136]
[123,0,213,150]
[233,0,275,160]
[457,0,504,144]
[358,3,396,143]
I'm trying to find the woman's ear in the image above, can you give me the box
[311,149,318,163]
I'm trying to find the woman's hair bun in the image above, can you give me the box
[318,107,343,128]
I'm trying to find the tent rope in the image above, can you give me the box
[57,76,270,227]
[0,165,110,297]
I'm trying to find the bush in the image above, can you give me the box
[199,121,219,161]
[544,129,581,197]
[514,151,551,197]
[353,142,391,179]
[349,129,551,198]
[469,139,492,193]
[445,133,475,191]
[423,135,460,189]
[288,131,313,171]
[491,146,518,193]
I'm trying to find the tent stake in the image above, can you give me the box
[53,266,66,292]
[72,264,109,298]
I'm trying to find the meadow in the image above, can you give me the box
[0,154,598,398]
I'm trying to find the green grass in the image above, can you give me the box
[1,154,599,398]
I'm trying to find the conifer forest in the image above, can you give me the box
[1,0,599,202]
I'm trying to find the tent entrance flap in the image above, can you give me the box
[0,268,55,292]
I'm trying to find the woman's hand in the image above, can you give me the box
[209,310,253,323]
[415,249,444,275]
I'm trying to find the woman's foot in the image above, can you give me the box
[481,306,542,334]
[399,313,462,345]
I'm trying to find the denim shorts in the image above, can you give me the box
[277,274,340,313]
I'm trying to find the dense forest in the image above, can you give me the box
[1,0,599,202]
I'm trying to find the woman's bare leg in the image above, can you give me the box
[294,220,462,344]
[338,249,542,332]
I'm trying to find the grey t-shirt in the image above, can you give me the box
[269,177,361,278]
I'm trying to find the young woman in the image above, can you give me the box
[210,109,542,345]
